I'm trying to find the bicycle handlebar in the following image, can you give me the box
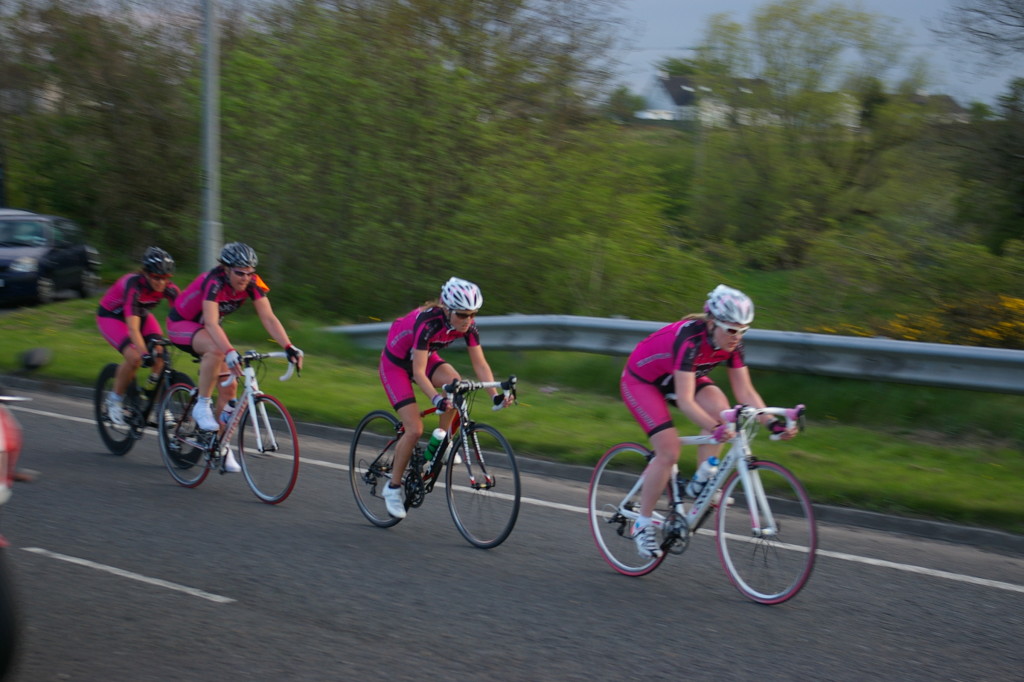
[219,350,297,387]
[442,375,517,411]
[720,404,806,441]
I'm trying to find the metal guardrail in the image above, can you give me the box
[327,314,1024,395]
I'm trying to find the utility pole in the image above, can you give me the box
[199,0,222,270]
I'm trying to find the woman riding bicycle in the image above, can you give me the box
[378,277,513,518]
[621,284,798,559]
[167,242,303,472]
[97,247,180,426]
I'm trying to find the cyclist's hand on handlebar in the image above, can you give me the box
[431,393,451,413]
[225,349,243,376]
[285,344,304,373]
[767,418,797,440]
[492,393,513,411]
[711,423,735,444]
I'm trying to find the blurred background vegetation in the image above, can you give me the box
[0,0,1022,344]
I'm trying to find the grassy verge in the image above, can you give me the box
[1,299,1022,534]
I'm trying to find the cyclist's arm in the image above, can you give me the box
[252,297,302,370]
[124,314,147,357]
[467,345,501,400]
[411,349,438,401]
[672,370,720,432]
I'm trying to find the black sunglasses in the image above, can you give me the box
[453,311,478,320]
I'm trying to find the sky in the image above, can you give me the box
[614,0,1023,106]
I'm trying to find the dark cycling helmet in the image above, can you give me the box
[141,246,175,275]
[219,242,258,269]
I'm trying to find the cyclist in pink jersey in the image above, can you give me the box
[622,284,798,559]
[96,247,180,426]
[167,242,303,472]
[377,277,512,518]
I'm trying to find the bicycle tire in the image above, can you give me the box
[587,443,668,576]
[445,423,520,549]
[94,363,140,456]
[716,459,817,604]
[348,410,403,527]
[237,394,300,505]
[157,383,209,488]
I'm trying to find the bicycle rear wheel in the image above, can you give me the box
[587,443,668,576]
[237,395,300,504]
[445,423,520,549]
[716,460,817,604]
[158,383,209,488]
[348,410,403,527]
[94,363,139,456]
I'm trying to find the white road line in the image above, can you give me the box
[21,547,235,604]
[14,405,1024,596]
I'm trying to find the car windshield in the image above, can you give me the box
[0,221,48,247]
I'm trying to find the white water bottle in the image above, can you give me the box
[685,456,719,497]
[219,399,237,426]
[424,428,446,461]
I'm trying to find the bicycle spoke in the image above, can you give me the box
[238,395,299,504]
[587,443,667,576]
[94,363,139,456]
[716,460,817,604]
[349,411,403,527]
[445,423,520,549]
[158,384,210,488]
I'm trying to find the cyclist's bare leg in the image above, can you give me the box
[389,403,423,486]
[191,329,224,400]
[638,427,681,518]
[113,345,144,395]
[694,384,729,467]
[429,362,461,432]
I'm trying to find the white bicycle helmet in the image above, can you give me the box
[440,277,483,311]
[704,284,754,324]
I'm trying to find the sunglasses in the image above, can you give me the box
[148,274,172,281]
[231,269,256,278]
[715,320,750,336]
[453,310,478,320]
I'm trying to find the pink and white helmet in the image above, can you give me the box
[704,284,754,324]
[440,277,483,311]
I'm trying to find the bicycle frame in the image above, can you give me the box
[215,352,295,465]
[414,377,517,492]
[613,405,805,543]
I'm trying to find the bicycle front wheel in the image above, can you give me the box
[716,459,817,604]
[237,395,300,504]
[445,423,520,549]
[348,410,403,528]
[158,383,209,488]
[94,363,138,456]
[587,443,667,576]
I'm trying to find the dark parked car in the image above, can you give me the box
[0,209,101,304]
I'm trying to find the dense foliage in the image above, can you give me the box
[1,0,1022,344]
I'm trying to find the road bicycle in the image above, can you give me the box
[349,376,520,549]
[157,350,300,504]
[94,338,195,456]
[588,404,817,604]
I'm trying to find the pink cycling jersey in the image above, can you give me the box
[97,272,180,321]
[621,318,746,436]
[382,306,480,371]
[379,306,481,410]
[168,267,266,324]
[626,318,745,390]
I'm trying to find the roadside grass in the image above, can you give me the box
[1,299,1022,534]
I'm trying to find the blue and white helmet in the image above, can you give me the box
[704,284,754,325]
[440,277,483,311]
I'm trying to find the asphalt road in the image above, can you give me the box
[1,387,1022,681]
